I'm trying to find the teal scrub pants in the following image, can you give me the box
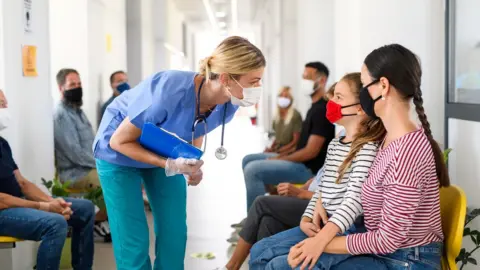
[96,159,187,270]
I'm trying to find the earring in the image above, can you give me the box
[381,96,386,101]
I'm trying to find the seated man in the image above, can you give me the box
[53,68,111,242]
[0,89,94,270]
[99,70,129,122]
[239,62,335,221]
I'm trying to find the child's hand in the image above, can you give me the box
[300,217,319,237]
[312,197,328,228]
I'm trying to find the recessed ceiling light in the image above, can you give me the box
[215,11,226,18]
[218,21,227,28]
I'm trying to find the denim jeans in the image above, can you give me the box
[250,218,366,270]
[329,242,443,270]
[242,153,314,211]
[0,198,95,270]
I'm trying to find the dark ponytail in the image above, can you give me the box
[364,44,450,187]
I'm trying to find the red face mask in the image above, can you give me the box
[326,100,359,123]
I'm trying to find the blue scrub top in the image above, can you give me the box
[93,70,239,168]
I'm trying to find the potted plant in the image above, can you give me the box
[456,209,480,269]
[41,178,72,269]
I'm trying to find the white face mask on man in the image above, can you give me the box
[230,78,263,107]
[0,108,11,131]
[300,79,316,95]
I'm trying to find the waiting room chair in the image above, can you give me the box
[440,184,467,270]
[0,236,22,249]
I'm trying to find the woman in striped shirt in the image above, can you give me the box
[249,72,386,269]
[285,44,450,270]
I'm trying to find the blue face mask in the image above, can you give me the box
[116,82,130,93]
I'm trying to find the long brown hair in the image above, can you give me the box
[364,44,449,187]
[336,73,386,183]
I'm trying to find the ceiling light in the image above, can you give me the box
[218,21,227,28]
[231,0,238,30]
[215,11,226,18]
[202,0,218,31]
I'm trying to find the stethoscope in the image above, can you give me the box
[191,78,228,160]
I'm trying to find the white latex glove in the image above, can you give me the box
[165,158,203,176]
[184,169,203,186]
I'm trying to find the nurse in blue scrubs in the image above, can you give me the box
[93,36,266,270]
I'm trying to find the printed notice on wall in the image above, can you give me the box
[24,0,32,33]
[22,45,38,77]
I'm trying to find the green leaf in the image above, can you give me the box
[464,227,471,236]
[443,148,452,163]
[467,258,477,265]
[456,248,466,262]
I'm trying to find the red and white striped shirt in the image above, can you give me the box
[346,129,444,255]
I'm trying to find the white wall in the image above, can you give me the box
[102,0,128,103]
[0,0,53,268]
[334,0,445,143]
[296,0,335,116]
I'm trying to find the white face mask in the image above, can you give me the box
[230,79,263,107]
[277,97,291,108]
[300,79,315,95]
[0,108,11,131]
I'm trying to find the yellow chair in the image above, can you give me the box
[0,236,22,249]
[440,185,467,270]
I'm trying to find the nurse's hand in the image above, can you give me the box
[185,169,203,186]
[165,158,204,177]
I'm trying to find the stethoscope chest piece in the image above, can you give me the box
[215,146,227,160]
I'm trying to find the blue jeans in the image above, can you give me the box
[243,153,314,211]
[329,242,443,270]
[0,198,95,270]
[250,221,365,270]
[96,159,187,270]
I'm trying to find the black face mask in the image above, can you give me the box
[359,80,382,119]
[63,87,83,105]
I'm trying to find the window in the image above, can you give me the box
[445,0,480,148]
[448,0,480,105]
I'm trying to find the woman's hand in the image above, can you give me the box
[185,169,203,186]
[300,217,320,238]
[165,158,204,176]
[288,237,327,270]
[312,197,328,228]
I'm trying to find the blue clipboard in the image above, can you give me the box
[139,123,203,160]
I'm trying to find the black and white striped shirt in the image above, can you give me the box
[303,138,378,233]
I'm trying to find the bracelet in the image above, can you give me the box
[39,202,50,212]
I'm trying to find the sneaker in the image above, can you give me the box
[227,232,239,245]
[230,218,246,229]
[94,221,112,243]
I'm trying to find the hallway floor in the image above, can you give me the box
[93,115,264,270]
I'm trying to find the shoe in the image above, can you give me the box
[227,233,239,245]
[94,221,112,243]
[230,218,246,229]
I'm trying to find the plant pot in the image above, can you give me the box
[59,237,72,269]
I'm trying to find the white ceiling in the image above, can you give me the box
[172,0,252,31]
